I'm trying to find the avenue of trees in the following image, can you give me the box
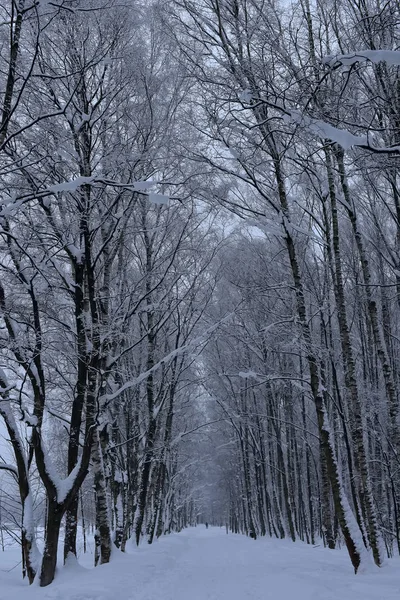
[0,0,399,586]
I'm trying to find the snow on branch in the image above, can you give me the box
[48,177,170,204]
[285,110,400,154]
[42,450,83,504]
[105,311,236,403]
[0,463,18,477]
[285,111,367,150]
[48,176,95,193]
[149,193,170,206]
[238,371,264,381]
[324,50,400,67]
[0,178,173,219]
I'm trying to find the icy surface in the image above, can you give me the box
[1,527,400,599]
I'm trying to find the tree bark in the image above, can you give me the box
[93,429,112,566]
[39,502,63,588]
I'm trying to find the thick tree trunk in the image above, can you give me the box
[0,376,38,584]
[21,493,38,585]
[64,495,79,562]
[112,484,125,550]
[39,502,63,587]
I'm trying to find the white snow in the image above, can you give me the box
[48,177,95,193]
[238,88,253,103]
[105,314,234,400]
[149,192,170,206]
[238,370,262,380]
[0,198,25,218]
[56,458,82,504]
[23,492,41,572]
[42,447,82,504]
[286,111,368,149]
[0,462,18,476]
[228,148,240,159]
[324,50,400,67]
[1,527,400,599]
[133,181,154,191]
[66,243,84,262]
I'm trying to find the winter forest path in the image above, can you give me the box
[1,527,400,599]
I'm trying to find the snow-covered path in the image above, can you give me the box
[1,527,400,599]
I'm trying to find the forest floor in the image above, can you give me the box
[1,527,400,599]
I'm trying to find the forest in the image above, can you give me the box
[0,0,399,590]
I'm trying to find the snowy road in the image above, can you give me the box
[1,527,400,599]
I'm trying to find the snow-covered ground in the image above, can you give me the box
[1,527,400,599]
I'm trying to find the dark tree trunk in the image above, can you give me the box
[39,502,63,587]
[64,495,79,562]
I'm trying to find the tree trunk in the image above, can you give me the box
[273,157,363,571]
[21,487,39,583]
[93,429,112,566]
[324,147,381,562]
[39,501,63,587]
[134,417,157,545]
[64,261,87,562]
[64,495,79,562]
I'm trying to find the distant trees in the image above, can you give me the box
[169,0,400,572]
